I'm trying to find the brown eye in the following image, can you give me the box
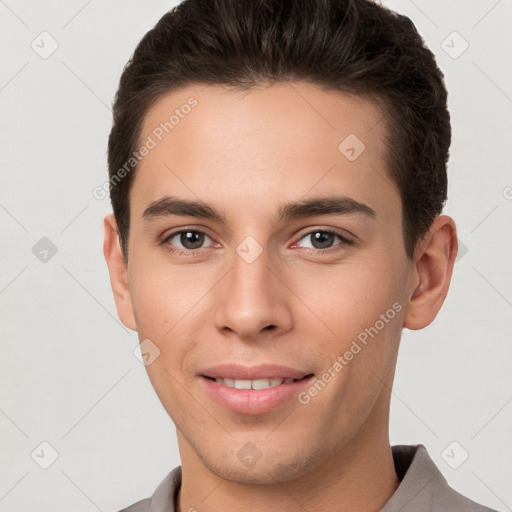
[297,229,353,253]
[309,231,336,249]
[296,230,351,250]
[178,231,205,249]
[163,230,213,253]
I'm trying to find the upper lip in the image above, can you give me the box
[199,364,313,380]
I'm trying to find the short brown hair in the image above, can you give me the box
[108,0,451,260]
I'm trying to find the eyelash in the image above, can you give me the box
[160,228,353,256]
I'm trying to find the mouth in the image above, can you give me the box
[199,370,316,415]
[202,374,314,390]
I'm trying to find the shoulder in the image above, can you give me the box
[116,497,151,512]
[386,445,498,512]
[437,486,498,512]
[113,465,182,512]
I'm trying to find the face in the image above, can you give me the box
[110,82,418,483]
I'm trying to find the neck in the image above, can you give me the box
[176,408,399,512]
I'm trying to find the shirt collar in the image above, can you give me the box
[380,444,445,511]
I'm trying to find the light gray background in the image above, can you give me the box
[1,1,511,511]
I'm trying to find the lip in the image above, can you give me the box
[199,373,315,416]
[199,363,312,380]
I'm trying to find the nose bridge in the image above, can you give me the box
[212,242,292,339]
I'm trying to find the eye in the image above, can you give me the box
[162,229,214,254]
[294,229,353,251]
[161,227,353,256]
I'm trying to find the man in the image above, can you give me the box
[103,0,497,510]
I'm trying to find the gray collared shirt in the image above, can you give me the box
[118,444,497,512]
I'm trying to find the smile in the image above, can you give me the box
[201,374,315,415]
[209,377,300,390]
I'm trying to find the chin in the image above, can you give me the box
[199,447,317,485]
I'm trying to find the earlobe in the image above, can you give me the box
[403,215,458,330]
[103,214,137,331]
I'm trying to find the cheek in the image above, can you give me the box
[131,270,200,415]
[129,257,210,333]
[295,259,402,328]
[128,264,209,387]
[292,252,405,375]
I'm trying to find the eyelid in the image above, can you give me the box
[161,225,354,256]
[293,225,355,243]
[161,224,213,240]
[291,227,354,251]
[161,227,216,248]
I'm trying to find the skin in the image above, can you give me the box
[103,81,457,512]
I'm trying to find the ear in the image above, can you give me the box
[103,214,137,331]
[403,215,458,330]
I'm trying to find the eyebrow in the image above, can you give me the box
[141,195,376,223]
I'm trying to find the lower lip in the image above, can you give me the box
[200,375,315,415]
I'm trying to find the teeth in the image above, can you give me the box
[235,379,252,390]
[214,377,296,390]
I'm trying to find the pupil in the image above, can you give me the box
[181,231,204,249]
[312,231,333,249]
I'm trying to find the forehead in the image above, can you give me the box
[131,81,398,224]
[140,82,387,151]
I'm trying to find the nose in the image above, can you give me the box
[212,247,293,341]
